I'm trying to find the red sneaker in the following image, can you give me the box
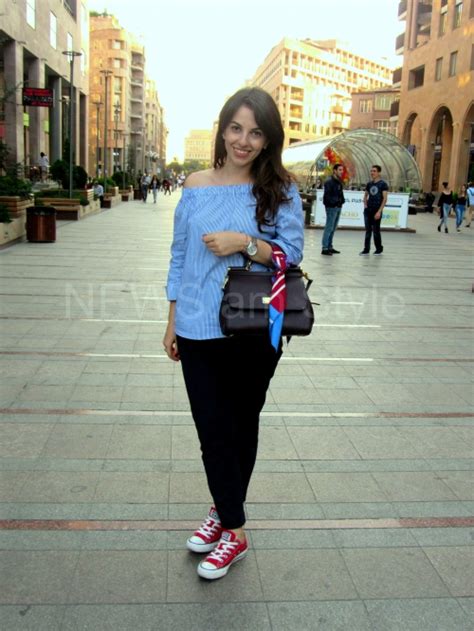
[197,529,248,580]
[186,506,222,553]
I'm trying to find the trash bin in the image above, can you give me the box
[26,207,56,243]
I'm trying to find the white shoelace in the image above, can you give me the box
[196,517,220,539]
[206,538,238,562]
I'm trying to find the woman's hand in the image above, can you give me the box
[202,231,247,257]
[163,303,179,361]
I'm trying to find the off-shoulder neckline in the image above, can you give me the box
[183,183,253,191]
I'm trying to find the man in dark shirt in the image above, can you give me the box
[321,163,345,255]
[360,164,388,255]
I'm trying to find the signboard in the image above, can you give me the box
[313,190,409,229]
[22,88,54,108]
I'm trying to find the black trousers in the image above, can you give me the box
[364,209,383,252]
[177,334,282,529]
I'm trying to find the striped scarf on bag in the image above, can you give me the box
[269,244,288,351]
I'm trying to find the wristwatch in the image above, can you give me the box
[245,236,258,257]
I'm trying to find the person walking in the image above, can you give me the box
[163,87,304,581]
[92,180,104,206]
[321,163,345,255]
[437,182,453,233]
[39,152,49,181]
[360,165,388,255]
[150,175,160,204]
[455,185,467,232]
[465,182,474,228]
[141,173,150,202]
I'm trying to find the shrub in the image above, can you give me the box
[112,171,130,188]
[50,160,68,188]
[0,175,32,198]
[73,165,88,189]
[0,203,12,223]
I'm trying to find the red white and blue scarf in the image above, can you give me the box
[269,244,288,351]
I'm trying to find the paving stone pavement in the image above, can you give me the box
[0,191,473,630]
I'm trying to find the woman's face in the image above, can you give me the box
[222,105,267,170]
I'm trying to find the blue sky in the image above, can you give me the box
[88,0,402,160]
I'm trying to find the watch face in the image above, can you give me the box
[247,239,258,256]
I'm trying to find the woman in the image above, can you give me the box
[437,182,453,233]
[455,185,467,232]
[149,175,161,204]
[163,87,303,580]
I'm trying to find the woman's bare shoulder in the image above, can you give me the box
[184,169,216,188]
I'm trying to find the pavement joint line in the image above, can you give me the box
[0,408,472,418]
[0,517,472,531]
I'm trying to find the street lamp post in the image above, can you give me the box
[62,50,82,198]
[100,69,112,190]
[92,100,102,178]
[114,103,121,174]
[122,133,128,191]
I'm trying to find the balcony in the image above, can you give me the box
[392,67,402,87]
[390,100,400,117]
[398,0,407,19]
[395,32,405,55]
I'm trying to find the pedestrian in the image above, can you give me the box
[455,185,467,232]
[437,182,453,233]
[141,173,150,202]
[321,163,345,255]
[360,164,388,255]
[465,181,474,228]
[162,178,172,195]
[39,152,49,181]
[163,87,303,581]
[93,180,104,205]
[150,175,160,204]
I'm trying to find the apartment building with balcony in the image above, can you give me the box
[251,38,392,147]
[1,0,89,172]
[350,88,400,136]
[397,0,474,190]
[184,130,213,163]
[89,14,148,178]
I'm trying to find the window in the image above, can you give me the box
[374,94,394,111]
[375,120,392,133]
[26,0,35,27]
[449,51,458,76]
[435,57,443,81]
[112,40,122,50]
[471,44,474,71]
[439,8,447,35]
[408,65,425,89]
[453,0,463,27]
[50,12,57,49]
[114,77,122,94]
[359,99,373,113]
[67,33,73,52]
[113,59,122,69]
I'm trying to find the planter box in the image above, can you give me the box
[0,196,33,218]
[120,190,131,201]
[0,215,26,247]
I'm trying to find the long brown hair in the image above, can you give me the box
[214,87,293,229]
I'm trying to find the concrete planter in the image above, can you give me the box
[0,214,26,247]
[0,196,33,218]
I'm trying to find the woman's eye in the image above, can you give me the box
[230,125,240,132]
[251,130,262,137]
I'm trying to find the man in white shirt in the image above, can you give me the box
[466,182,474,228]
[39,152,49,181]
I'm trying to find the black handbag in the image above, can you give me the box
[219,262,315,337]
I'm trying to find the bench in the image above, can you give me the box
[41,198,81,220]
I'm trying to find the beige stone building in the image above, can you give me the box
[144,78,167,175]
[251,38,392,147]
[397,0,474,191]
[350,88,400,136]
[0,0,89,172]
[184,129,213,163]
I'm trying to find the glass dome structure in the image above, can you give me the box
[282,128,422,193]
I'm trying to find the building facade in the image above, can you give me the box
[144,78,167,175]
[184,129,213,163]
[397,0,474,191]
[0,0,89,173]
[350,88,400,136]
[251,38,392,147]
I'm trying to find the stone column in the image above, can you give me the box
[448,122,464,191]
[50,76,62,163]
[27,57,45,171]
[4,41,24,166]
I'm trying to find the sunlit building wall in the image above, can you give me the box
[184,129,213,163]
[397,0,474,190]
[350,88,400,136]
